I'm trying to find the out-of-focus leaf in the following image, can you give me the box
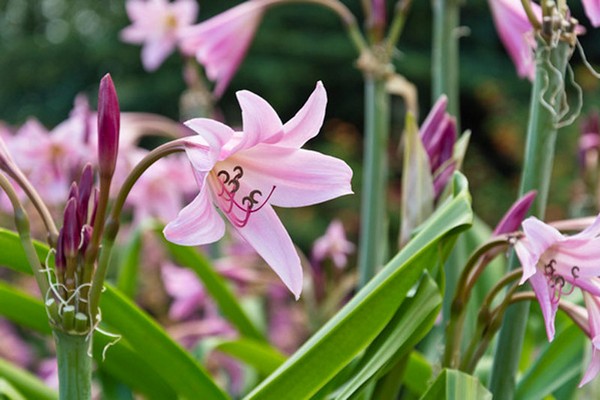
[0,228,50,274]
[515,324,584,400]
[334,274,442,400]
[0,360,56,400]
[419,369,492,400]
[403,351,433,396]
[115,226,143,299]
[400,113,435,246]
[453,130,471,171]
[244,173,472,400]
[214,338,286,376]
[159,234,265,342]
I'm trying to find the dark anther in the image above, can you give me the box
[552,276,565,289]
[571,266,580,279]
[242,190,263,210]
[544,259,556,276]
[218,170,230,183]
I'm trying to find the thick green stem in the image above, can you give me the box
[488,38,572,400]
[432,0,460,121]
[357,77,390,287]
[54,330,92,400]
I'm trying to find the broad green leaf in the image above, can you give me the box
[115,226,143,299]
[420,369,492,400]
[214,339,286,375]
[160,235,265,342]
[245,172,472,400]
[101,286,229,400]
[0,283,176,400]
[0,231,227,400]
[400,113,435,246]
[0,228,50,274]
[403,352,433,396]
[334,274,442,399]
[515,324,585,400]
[0,359,56,400]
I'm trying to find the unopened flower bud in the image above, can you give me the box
[97,74,120,179]
[62,198,80,258]
[493,191,537,236]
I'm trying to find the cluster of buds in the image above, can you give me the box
[50,164,98,333]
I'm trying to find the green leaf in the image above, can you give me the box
[334,274,442,400]
[403,352,433,396]
[214,338,286,376]
[0,228,51,275]
[159,235,265,342]
[115,226,143,299]
[101,286,229,400]
[400,113,435,246]
[515,324,585,400]
[419,369,492,400]
[0,359,56,400]
[244,172,472,400]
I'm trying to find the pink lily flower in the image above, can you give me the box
[514,214,600,341]
[583,0,600,27]
[581,292,600,386]
[487,0,541,80]
[121,0,199,71]
[312,219,355,269]
[164,81,353,298]
[180,0,270,98]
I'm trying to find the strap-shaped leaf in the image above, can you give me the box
[245,172,472,399]
[334,274,441,399]
[419,369,491,400]
[0,359,56,400]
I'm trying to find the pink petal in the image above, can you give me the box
[279,81,327,148]
[529,270,557,341]
[172,0,199,26]
[488,0,540,80]
[141,38,177,71]
[231,145,353,207]
[164,175,225,246]
[228,203,303,299]
[581,293,600,386]
[235,89,284,150]
[522,217,563,261]
[583,0,600,26]
[183,119,235,169]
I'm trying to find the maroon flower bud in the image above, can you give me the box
[78,164,94,223]
[68,182,79,202]
[62,198,80,258]
[493,191,537,236]
[55,229,65,270]
[97,74,120,179]
[89,187,99,228]
[80,225,93,254]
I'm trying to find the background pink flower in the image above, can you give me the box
[121,0,199,71]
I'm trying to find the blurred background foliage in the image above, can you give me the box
[1,0,600,239]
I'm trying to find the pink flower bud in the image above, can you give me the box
[62,198,80,258]
[493,191,537,236]
[97,74,120,179]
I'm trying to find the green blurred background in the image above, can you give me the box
[1,0,600,235]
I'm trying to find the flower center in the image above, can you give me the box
[214,165,275,228]
[543,259,579,304]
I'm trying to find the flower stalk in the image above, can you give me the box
[489,34,573,399]
[54,330,92,400]
[357,76,390,287]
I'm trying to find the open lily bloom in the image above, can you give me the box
[180,0,270,98]
[121,0,198,71]
[488,0,540,80]
[515,214,600,340]
[164,81,353,298]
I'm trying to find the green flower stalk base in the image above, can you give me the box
[54,330,93,400]
[488,37,573,400]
